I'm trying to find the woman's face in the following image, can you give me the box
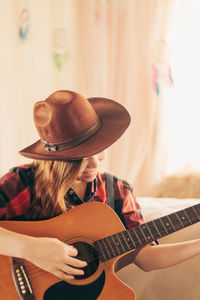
[77,151,106,182]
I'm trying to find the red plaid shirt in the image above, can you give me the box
[0,165,144,230]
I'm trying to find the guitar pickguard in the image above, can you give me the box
[43,271,105,300]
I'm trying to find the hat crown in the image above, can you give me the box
[34,90,99,143]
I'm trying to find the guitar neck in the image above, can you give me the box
[94,203,200,262]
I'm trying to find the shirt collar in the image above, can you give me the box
[67,178,97,205]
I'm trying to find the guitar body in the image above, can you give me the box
[0,202,136,300]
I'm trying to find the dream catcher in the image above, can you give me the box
[52,27,68,71]
[151,39,174,96]
[19,8,30,41]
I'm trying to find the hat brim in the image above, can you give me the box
[19,97,131,161]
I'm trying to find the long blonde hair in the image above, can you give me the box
[25,159,83,220]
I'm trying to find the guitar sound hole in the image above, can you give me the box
[72,242,99,279]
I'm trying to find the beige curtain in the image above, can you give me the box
[0,0,175,195]
[161,0,200,177]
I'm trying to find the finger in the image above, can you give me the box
[60,264,85,276]
[67,245,78,257]
[54,270,74,281]
[65,256,88,268]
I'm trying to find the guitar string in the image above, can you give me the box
[24,226,170,275]
[25,237,134,274]
[6,201,198,250]
[22,215,199,275]
[23,222,185,278]
[22,222,200,280]
[11,206,200,277]
[25,228,150,273]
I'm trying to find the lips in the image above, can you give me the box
[82,172,97,178]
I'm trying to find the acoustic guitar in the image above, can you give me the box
[0,201,199,300]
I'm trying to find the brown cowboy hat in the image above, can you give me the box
[19,90,131,161]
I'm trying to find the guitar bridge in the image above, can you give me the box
[11,257,35,300]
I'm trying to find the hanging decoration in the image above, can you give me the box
[151,39,174,96]
[19,8,30,41]
[52,27,68,71]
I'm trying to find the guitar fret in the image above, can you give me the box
[195,204,200,218]
[183,210,192,225]
[177,210,191,227]
[140,223,154,241]
[110,236,120,255]
[184,206,199,223]
[131,228,143,247]
[146,221,162,239]
[145,223,155,240]
[130,228,142,246]
[124,230,136,249]
[151,220,162,238]
[153,219,167,236]
[116,233,126,252]
[166,215,176,231]
[112,234,124,253]
[168,213,183,231]
[119,232,130,252]
[101,239,112,259]
[175,212,184,227]
[134,227,146,245]
[95,241,107,261]
[160,216,175,234]
[127,228,141,247]
[106,237,116,257]
[159,218,169,234]
[138,226,149,243]
[191,206,200,221]
[127,230,137,248]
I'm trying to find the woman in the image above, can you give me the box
[0,90,199,284]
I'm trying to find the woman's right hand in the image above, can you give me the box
[23,236,87,280]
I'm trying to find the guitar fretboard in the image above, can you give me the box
[94,203,200,262]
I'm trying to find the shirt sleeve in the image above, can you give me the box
[0,167,32,220]
[115,179,143,228]
[115,178,158,246]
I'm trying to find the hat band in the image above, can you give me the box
[42,119,102,152]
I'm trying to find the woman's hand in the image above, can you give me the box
[23,236,87,280]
